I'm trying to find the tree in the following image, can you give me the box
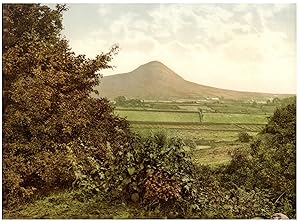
[114,96,127,106]
[272,97,280,105]
[198,108,203,122]
[3,4,129,208]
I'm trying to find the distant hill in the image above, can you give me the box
[94,61,293,101]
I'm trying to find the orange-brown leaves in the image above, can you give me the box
[144,171,181,203]
[3,4,124,208]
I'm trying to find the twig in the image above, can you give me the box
[274,192,285,204]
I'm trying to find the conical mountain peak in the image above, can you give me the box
[132,61,184,81]
[141,60,166,67]
[95,61,287,100]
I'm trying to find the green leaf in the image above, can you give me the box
[139,163,144,170]
[182,176,190,182]
[127,152,133,161]
[127,167,135,175]
[146,168,154,176]
[123,178,131,185]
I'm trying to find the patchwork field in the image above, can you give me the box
[115,109,269,124]
[114,109,201,123]
[145,102,276,114]
[114,102,271,167]
[202,112,269,124]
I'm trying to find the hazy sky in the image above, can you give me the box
[60,4,296,94]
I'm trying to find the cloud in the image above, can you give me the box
[63,4,296,94]
[97,5,110,16]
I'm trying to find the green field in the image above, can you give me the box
[146,102,276,115]
[115,109,269,124]
[203,113,269,124]
[133,126,257,167]
[132,123,264,132]
[178,105,214,112]
[191,143,251,167]
[207,103,276,114]
[115,110,200,123]
[134,126,257,143]
[115,102,269,168]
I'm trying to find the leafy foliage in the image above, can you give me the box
[216,99,296,218]
[75,132,201,218]
[195,166,276,219]
[3,4,128,208]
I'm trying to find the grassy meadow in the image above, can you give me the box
[115,109,269,124]
[113,100,274,168]
[114,109,201,123]
[202,112,269,124]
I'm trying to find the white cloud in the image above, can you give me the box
[244,12,252,24]
[97,5,110,16]
[232,4,249,12]
[63,4,296,94]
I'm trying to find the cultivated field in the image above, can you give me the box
[202,112,269,124]
[114,100,274,167]
[115,109,269,124]
[114,109,201,123]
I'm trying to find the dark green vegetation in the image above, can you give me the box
[3,4,296,219]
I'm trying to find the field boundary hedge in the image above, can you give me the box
[115,108,199,114]
[130,121,266,126]
[116,108,272,116]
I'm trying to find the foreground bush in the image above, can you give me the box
[218,99,296,218]
[72,132,202,218]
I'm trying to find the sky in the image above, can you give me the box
[59,3,296,94]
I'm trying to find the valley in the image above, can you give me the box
[95,61,293,168]
[112,98,276,167]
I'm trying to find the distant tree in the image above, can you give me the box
[114,96,127,105]
[272,97,281,104]
[198,108,203,122]
[128,98,143,107]
[3,4,128,208]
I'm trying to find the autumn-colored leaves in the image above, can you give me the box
[144,171,181,203]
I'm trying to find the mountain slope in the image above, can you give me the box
[94,61,292,100]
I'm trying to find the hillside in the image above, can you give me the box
[94,61,292,100]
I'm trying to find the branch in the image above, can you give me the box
[274,191,285,204]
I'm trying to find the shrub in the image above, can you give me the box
[217,100,296,218]
[75,132,202,218]
[238,131,251,142]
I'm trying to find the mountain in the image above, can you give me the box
[94,61,292,100]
